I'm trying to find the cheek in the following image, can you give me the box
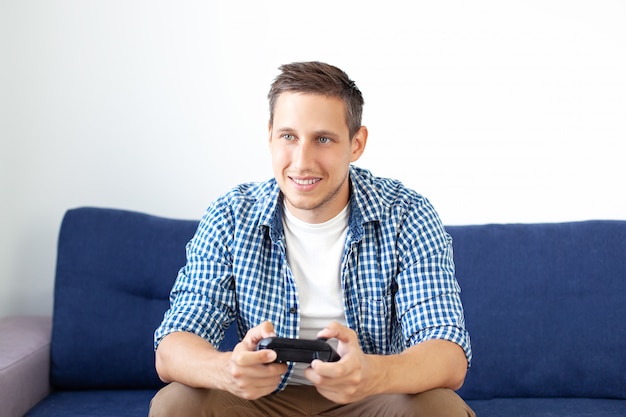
[270,147,289,171]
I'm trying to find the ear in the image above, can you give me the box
[268,122,273,146]
[350,126,368,162]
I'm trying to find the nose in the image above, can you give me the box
[292,139,315,171]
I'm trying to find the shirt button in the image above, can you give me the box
[289,307,297,314]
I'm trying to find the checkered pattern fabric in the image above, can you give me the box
[155,165,471,390]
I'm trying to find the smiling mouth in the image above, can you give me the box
[290,177,321,186]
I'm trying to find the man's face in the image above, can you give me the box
[269,92,367,224]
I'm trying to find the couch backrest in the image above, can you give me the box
[50,207,238,390]
[51,208,626,397]
[451,221,626,400]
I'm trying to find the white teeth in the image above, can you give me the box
[293,178,319,185]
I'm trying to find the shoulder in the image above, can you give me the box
[350,166,448,246]
[197,178,279,234]
[219,178,278,207]
[350,166,434,220]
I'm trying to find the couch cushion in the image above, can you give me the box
[25,389,157,417]
[25,392,626,417]
[466,397,626,417]
[50,208,199,389]
[450,221,626,400]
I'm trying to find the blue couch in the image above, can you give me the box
[2,207,625,416]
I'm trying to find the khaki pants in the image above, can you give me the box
[150,382,475,417]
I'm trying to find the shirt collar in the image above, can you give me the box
[260,165,384,242]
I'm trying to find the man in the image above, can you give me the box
[150,61,474,416]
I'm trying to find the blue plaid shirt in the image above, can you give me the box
[155,165,471,390]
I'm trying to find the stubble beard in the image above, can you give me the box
[284,171,350,217]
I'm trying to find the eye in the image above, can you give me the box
[318,137,331,144]
[281,133,295,141]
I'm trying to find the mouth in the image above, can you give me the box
[289,176,321,186]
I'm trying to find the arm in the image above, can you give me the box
[306,322,467,404]
[155,322,287,400]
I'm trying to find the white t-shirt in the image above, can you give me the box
[282,202,349,384]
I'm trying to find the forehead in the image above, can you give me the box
[273,92,348,132]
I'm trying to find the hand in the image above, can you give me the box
[220,321,288,400]
[304,322,376,404]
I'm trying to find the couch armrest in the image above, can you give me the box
[0,316,52,417]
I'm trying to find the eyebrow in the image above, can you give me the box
[274,127,340,137]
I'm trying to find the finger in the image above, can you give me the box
[242,321,277,350]
[317,321,352,342]
[309,358,343,378]
[256,321,278,339]
[234,347,278,366]
[228,364,287,400]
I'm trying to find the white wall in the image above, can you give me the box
[2,0,625,318]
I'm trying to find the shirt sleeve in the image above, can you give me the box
[394,197,473,366]
[154,200,237,350]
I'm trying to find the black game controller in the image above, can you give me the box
[256,337,341,363]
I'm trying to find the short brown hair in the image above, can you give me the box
[268,61,364,139]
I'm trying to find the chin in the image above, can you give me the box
[285,198,321,212]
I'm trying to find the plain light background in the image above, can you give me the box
[1,0,625,318]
